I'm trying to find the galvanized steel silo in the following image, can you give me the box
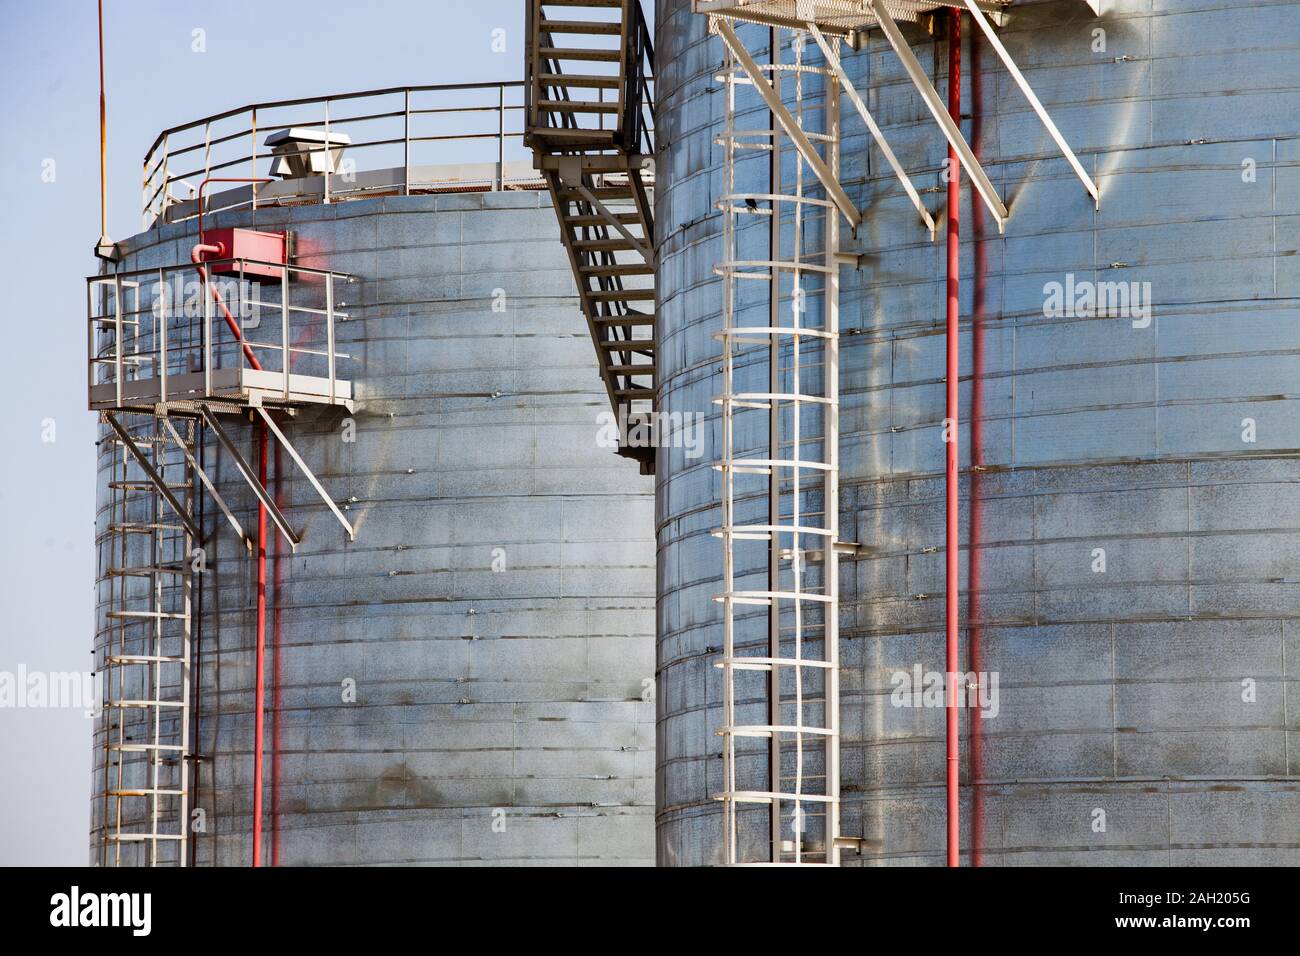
[90,84,656,866]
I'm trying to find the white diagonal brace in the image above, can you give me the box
[104,412,201,541]
[714,18,862,229]
[962,0,1100,207]
[868,0,1009,231]
[198,405,300,549]
[255,408,355,541]
[160,417,251,552]
[807,23,937,238]
[575,183,656,265]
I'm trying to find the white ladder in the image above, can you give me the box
[713,23,842,866]
[97,412,194,866]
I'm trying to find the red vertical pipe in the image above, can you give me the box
[967,28,988,868]
[945,9,963,869]
[271,441,284,866]
[252,423,268,866]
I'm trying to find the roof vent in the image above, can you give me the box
[264,127,352,179]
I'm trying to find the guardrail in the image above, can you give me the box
[142,82,538,229]
[88,259,353,409]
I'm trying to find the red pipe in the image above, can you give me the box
[945,9,962,869]
[271,440,284,866]
[967,27,988,868]
[191,177,273,371]
[253,423,268,866]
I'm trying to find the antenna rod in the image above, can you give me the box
[95,0,114,259]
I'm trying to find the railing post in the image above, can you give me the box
[281,264,290,401]
[114,274,123,408]
[404,89,412,196]
[159,133,170,223]
[326,273,336,404]
[324,99,331,205]
[239,260,247,381]
[203,120,212,183]
[497,85,506,191]
[203,265,212,398]
[251,108,259,214]
[158,268,168,404]
[526,0,539,133]
[87,281,96,401]
[617,0,631,142]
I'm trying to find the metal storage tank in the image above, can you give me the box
[655,0,1300,865]
[90,83,655,866]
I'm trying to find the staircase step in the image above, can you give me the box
[567,213,642,226]
[562,184,634,197]
[595,314,654,327]
[540,19,622,35]
[539,73,621,89]
[575,237,637,251]
[606,364,656,375]
[528,128,618,143]
[590,289,655,302]
[539,46,621,62]
[540,99,620,114]
[581,263,653,276]
[542,0,622,7]
[615,388,656,400]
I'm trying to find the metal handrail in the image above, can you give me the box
[88,259,353,408]
[624,0,657,156]
[142,82,537,229]
[524,0,656,152]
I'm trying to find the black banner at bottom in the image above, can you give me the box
[0,865,1282,942]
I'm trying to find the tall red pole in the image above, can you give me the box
[252,424,268,866]
[945,9,962,869]
[271,441,283,867]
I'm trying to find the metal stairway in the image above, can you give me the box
[525,0,657,474]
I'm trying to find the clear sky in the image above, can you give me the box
[0,0,559,866]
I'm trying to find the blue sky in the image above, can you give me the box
[0,0,556,866]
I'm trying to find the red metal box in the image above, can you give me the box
[204,228,288,280]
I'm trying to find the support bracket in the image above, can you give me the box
[807,23,937,238]
[254,408,356,541]
[197,404,301,550]
[869,0,1009,231]
[158,416,252,553]
[573,181,656,266]
[714,18,863,229]
[962,0,1100,207]
[104,411,201,541]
